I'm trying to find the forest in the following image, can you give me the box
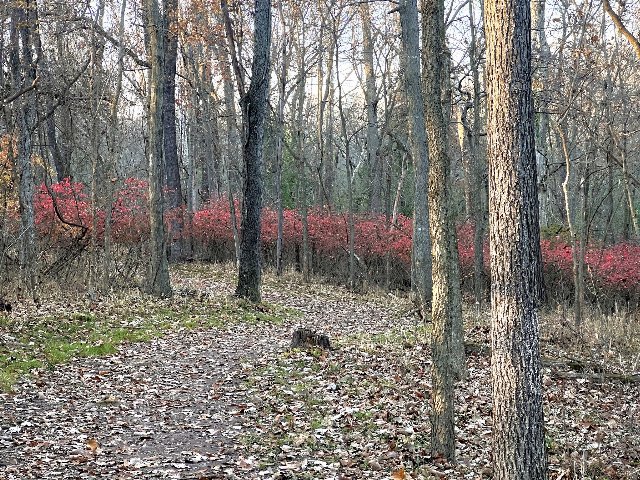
[1,0,639,478]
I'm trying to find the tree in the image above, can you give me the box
[144,0,172,297]
[602,0,640,60]
[359,2,382,213]
[398,0,433,315]
[8,0,39,299]
[485,0,547,473]
[233,0,272,302]
[422,0,465,460]
[163,0,183,260]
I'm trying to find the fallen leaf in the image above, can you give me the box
[391,467,406,480]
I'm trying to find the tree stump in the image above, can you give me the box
[0,299,12,313]
[291,328,331,350]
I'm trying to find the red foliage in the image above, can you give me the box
[35,179,92,239]
[24,179,640,300]
[191,199,238,245]
[111,178,150,244]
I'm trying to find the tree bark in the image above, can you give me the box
[531,0,551,228]
[275,27,290,277]
[144,0,172,297]
[485,0,548,472]
[10,1,38,299]
[360,2,382,213]
[398,0,433,314]
[235,0,271,302]
[163,0,183,260]
[422,0,464,460]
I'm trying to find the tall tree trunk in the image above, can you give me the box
[89,0,105,297]
[10,1,38,299]
[360,2,382,213]
[214,34,242,267]
[485,0,548,472]
[275,32,290,276]
[144,0,172,297]
[468,0,488,307]
[235,0,271,302]
[335,32,355,290]
[422,0,464,459]
[531,0,551,228]
[398,0,433,314]
[104,0,128,291]
[293,33,310,282]
[316,4,336,208]
[163,0,183,260]
[557,124,584,328]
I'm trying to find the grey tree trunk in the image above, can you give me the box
[468,0,488,307]
[485,0,548,473]
[531,0,551,228]
[9,2,38,299]
[213,32,242,267]
[316,4,336,208]
[144,0,172,297]
[422,0,464,459]
[398,0,433,315]
[360,2,382,213]
[235,0,271,302]
[89,0,105,297]
[104,0,128,290]
[293,33,310,282]
[163,0,183,260]
[557,124,584,328]
[275,33,290,277]
[335,32,355,290]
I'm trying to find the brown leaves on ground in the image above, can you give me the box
[1,263,639,479]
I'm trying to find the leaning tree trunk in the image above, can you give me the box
[235,0,271,302]
[485,0,548,473]
[143,0,172,297]
[398,0,433,314]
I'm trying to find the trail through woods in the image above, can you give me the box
[1,264,640,479]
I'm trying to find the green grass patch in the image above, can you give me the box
[0,287,300,392]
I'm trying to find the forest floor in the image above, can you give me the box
[1,263,640,480]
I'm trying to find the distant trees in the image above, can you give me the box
[485,0,547,475]
[0,0,638,309]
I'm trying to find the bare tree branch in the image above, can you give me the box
[603,0,640,60]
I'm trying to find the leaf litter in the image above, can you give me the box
[1,263,639,479]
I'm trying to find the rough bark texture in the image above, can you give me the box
[399,0,433,314]
[163,0,183,259]
[422,0,462,460]
[360,2,382,213]
[485,0,548,474]
[144,0,172,297]
[275,38,289,277]
[10,2,38,298]
[235,0,271,302]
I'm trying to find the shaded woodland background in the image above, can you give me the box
[1,0,639,310]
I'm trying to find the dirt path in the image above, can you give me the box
[4,267,639,480]
[1,271,404,479]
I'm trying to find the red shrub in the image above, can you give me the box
[35,179,92,240]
